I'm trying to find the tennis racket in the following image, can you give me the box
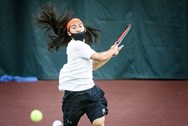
[115,24,132,46]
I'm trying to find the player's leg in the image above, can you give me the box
[92,116,105,126]
[86,85,108,126]
[62,91,85,126]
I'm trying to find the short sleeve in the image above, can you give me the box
[69,40,96,59]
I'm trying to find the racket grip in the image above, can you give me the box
[115,41,119,45]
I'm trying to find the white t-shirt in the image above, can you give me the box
[58,40,96,91]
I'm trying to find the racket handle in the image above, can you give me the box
[115,41,119,45]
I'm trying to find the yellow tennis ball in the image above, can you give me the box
[30,109,43,122]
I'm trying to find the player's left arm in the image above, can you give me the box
[92,59,110,71]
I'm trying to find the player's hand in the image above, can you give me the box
[111,44,124,56]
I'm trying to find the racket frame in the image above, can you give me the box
[115,24,132,46]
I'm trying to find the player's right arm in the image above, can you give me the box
[91,45,124,71]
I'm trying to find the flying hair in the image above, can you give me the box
[34,3,100,51]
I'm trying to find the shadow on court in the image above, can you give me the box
[0,80,188,126]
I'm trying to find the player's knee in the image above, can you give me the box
[92,116,105,126]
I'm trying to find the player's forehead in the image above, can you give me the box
[66,18,84,30]
[70,22,84,27]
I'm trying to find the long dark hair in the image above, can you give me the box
[34,3,99,51]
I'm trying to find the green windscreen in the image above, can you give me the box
[0,0,187,79]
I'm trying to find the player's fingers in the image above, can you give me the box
[111,44,118,49]
[118,45,124,51]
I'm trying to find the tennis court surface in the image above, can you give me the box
[0,80,188,126]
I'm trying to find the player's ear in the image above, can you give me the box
[67,31,71,36]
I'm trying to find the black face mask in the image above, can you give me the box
[71,31,86,41]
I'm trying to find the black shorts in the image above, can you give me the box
[62,85,108,126]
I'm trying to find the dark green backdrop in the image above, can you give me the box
[0,0,187,80]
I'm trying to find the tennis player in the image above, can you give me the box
[35,4,124,126]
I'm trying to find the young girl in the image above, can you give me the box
[35,4,123,126]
